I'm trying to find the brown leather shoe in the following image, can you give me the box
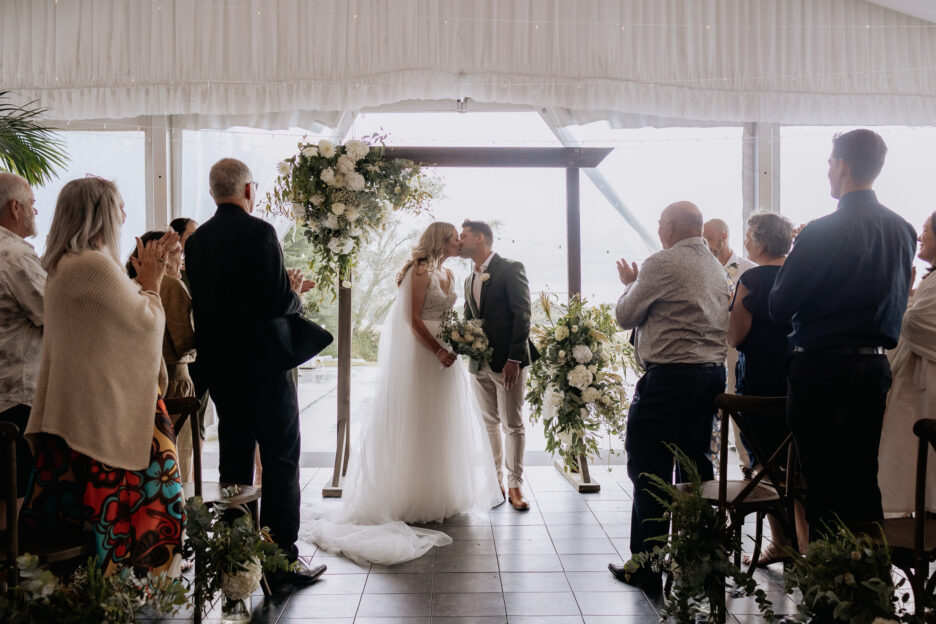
[508,487,530,511]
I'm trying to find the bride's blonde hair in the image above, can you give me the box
[396,221,457,286]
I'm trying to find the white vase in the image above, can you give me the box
[220,594,251,623]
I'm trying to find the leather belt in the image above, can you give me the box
[793,346,885,355]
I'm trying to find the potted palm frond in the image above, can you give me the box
[0,91,68,185]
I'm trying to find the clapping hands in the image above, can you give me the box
[288,268,316,294]
[133,230,179,293]
[616,258,639,285]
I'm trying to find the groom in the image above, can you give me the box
[459,220,538,511]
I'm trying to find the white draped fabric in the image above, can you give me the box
[4,0,936,128]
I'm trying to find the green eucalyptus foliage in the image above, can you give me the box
[0,91,68,186]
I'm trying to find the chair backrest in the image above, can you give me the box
[713,393,792,506]
[911,418,936,555]
[162,397,203,498]
[0,421,20,590]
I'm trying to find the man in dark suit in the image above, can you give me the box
[459,219,538,511]
[185,158,328,585]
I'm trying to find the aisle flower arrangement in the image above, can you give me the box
[525,293,639,471]
[265,133,435,297]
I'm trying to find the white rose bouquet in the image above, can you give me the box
[526,293,641,472]
[439,310,493,366]
[264,132,436,298]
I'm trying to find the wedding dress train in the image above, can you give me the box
[299,269,502,565]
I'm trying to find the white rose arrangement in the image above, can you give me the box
[264,133,436,297]
[439,310,493,366]
[525,293,640,472]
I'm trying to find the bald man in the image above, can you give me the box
[0,172,43,517]
[703,218,756,474]
[608,201,731,596]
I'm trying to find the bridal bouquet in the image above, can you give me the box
[440,310,493,366]
[526,293,639,472]
[265,133,436,297]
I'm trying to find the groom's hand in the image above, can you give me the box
[503,360,521,390]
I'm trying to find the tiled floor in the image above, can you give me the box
[144,465,802,623]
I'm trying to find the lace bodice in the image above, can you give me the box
[420,270,457,321]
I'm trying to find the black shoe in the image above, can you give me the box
[608,562,662,598]
[268,561,327,588]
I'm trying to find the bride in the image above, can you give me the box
[300,222,503,565]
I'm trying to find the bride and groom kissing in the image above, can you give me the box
[301,219,539,565]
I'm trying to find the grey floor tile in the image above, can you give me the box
[310,555,372,574]
[363,573,433,594]
[492,525,552,541]
[436,540,498,556]
[574,591,657,616]
[497,554,564,572]
[279,593,360,619]
[356,592,431,617]
[499,572,571,593]
[551,539,617,555]
[581,616,661,624]
[431,617,507,624]
[440,526,496,541]
[609,537,630,557]
[584,501,631,512]
[545,524,609,540]
[277,619,353,624]
[354,619,429,624]
[598,523,631,538]
[294,572,367,594]
[504,592,580,616]
[371,555,435,574]
[432,572,502,593]
[564,571,643,593]
[431,592,508,617]
[541,512,600,526]
[494,539,557,555]
[436,514,493,527]
[435,554,500,573]
[559,554,618,572]
[506,617,585,624]
[490,512,546,526]
[533,499,591,513]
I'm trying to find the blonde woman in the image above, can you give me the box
[301,222,501,565]
[21,176,184,577]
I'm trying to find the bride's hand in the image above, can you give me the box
[436,347,457,368]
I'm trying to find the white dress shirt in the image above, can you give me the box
[472,251,496,310]
[0,225,46,412]
[724,250,756,286]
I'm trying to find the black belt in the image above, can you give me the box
[645,362,723,370]
[793,346,885,355]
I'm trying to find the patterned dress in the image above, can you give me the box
[20,398,185,576]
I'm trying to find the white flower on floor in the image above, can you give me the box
[567,364,593,391]
[337,154,356,175]
[345,139,369,161]
[318,139,337,158]
[581,386,601,404]
[221,558,262,601]
[572,345,593,364]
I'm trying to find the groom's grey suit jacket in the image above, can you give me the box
[464,253,540,374]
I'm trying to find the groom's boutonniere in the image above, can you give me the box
[727,262,738,271]
[481,273,491,282]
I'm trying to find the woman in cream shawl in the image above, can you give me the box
[879,211,936,515]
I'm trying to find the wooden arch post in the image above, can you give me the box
[323,146,612,497]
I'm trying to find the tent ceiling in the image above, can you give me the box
[868,0,936,23]
[3,0,936,129]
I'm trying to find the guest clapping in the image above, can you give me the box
[22,177,184,576]
[608,201,730,596]
[878,211,936,516]
[770,129,917,538]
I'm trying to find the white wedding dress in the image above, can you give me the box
[299,268,503,565]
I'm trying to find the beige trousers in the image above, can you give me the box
[473,365,526,488]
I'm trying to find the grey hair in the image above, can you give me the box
[209,158,252,200]
[747,212,794,258]
[0,172,30,218]
[42,177,124,272]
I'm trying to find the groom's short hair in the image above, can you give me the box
[462,219,493,246]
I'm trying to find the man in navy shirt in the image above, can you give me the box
[770,129,916,539]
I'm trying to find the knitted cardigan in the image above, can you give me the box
[26,248,165,471]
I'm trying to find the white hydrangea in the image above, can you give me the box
[337,154,356,175]
[572,345,593,364]
[450,331,463,342]
[290,202,306,220]
[347,226,361,238]
[556,429,574,446]
[301,146,318,158]
[543,385,564,420]
[344,206,361,222]
[345,139,369,161]
[339,237,354,253]
[600,349,611,364]
[345,171,366,191]
[581,386,601,404]
[572,325,579,333]
[587,364,597,374]
[327,237,343,253]
[277,161,291,176]
[324,214,340,230]
[554,326,569,341]
[310,194,324,207]
[331,202,346,216]
[600,395,612,406]
[342,280,352,288]
[220,558,262,601]
[557,350,566,361]
[320,167,335,184]
[318,139,337,158]
[567,364,594,390]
